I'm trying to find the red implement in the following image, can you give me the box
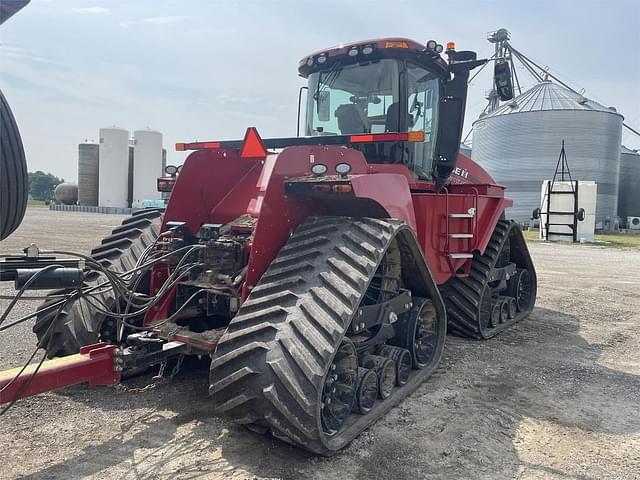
[0,343,119,405]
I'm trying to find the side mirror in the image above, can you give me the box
[494,61,514,101]
[434,95,464,184]
[432,48,485,190]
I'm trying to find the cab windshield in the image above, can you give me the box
[305,58,439,179]
[306,59,400,136]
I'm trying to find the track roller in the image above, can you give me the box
[506,297,517,319]
[361,354,396,399]
[353,368,378,414]
[377,345,412,386]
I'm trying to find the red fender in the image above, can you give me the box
[350,173,417,231]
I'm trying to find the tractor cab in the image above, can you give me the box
[299,38,483,188]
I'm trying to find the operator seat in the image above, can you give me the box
[382,103,414,164]
[335,104,369,134]
[385,103,414,132]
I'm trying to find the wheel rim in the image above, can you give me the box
[395,350,411,385]
[515,270,533,311]
[378,360,396,399]
[321,339,358,436]
[490,302,501,327]
[413,302,438,368]
[508,298,517,318]
[355,368,378,414]
[500,301,509,323]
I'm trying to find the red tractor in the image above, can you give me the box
[2,37,536,455]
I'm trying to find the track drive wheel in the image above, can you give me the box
[33,209,162,357]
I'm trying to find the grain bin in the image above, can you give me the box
[54,183,78,205]
[78,141,99,206]
[618,146,640,226]
[472,81,623,224]
[132,129,163,208]
[98,127,129,208]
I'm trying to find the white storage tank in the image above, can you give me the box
[539,180,597,242]
[54,183,79,205]
[472,81,623,224]
[132,129,163,208]
[78,141,99,206]
[98,126,129,208]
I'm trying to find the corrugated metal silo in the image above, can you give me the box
[472,81,623,224]
[98,126,129,208]
[618,145,640,225]
[78,141,99,206]
[132,129,163,208]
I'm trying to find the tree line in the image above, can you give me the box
[28,171,64,201]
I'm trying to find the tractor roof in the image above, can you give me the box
[298,37,449,77]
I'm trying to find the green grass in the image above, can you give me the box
[27,199,49,208]
[522,229,640,250]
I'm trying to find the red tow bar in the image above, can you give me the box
[0,343,120,405]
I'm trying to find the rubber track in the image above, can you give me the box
[443,220,537,339]
[0,89,28,241]
[33,209,162,357]
[210,216,411,454]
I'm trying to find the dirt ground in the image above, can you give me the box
[1,209,639,480]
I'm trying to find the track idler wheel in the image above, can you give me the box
[353,368,378,415]
[321,338,358,436]
[508,268,534,312]
[377,345,412,386]
[390,298,440,370]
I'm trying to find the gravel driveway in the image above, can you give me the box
[1,209,639,479]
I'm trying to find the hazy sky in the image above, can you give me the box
[1,0,638,180]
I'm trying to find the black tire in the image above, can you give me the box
[0,89,28,241]
[34,209,162,357]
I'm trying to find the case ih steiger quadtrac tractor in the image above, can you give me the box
[0,37,536,455]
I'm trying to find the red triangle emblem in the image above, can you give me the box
[240,127,267,159]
